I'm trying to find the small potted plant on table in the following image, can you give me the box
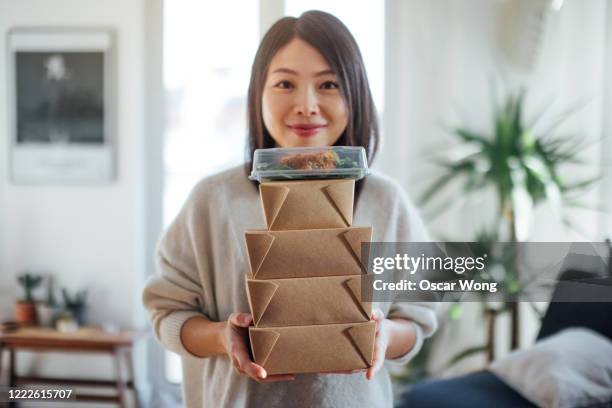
[36,275,63,328]
[62,288,88,326]
[16,273,43,326]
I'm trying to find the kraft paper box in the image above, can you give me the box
[249,321,375,375]
[259,179,355,230]
[244,227,371,279]
[246,275,371,327]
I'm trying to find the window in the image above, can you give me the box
[163,0,259,227]
[162,0,259,383]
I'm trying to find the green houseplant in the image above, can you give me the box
[62,288,88,326]
[16,273,43,325]
[422,89,598,239]
[421,88,599,361]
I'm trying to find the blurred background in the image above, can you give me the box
[0,0,611,407]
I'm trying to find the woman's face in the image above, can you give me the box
[262,38,349,148]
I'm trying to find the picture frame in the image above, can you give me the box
[6,28,116,184]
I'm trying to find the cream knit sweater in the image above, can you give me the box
[143,165,437,408]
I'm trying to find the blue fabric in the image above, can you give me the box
[398,371,535,408]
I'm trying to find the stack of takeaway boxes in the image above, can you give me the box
[244,147,376,375]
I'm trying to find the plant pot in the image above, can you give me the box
[56,314,78,332]
[15,301,37,326]
[36,304,63,328]
[66,305,87,326]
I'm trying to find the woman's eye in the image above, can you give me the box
[275,80,293,89]
[320,81,339,90]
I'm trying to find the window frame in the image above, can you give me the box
[144,0,285,404]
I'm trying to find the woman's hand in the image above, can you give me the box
[223,312,295,383]
[366,308,390,380]
[324,309,389,378]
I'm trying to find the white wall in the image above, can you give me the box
[382,0,611,375]
[383,0,609,242]
[0,0,148,393]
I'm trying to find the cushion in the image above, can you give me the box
[490,328,612,408]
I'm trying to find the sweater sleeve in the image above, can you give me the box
[142,186,212,359]
[384,184,438,366]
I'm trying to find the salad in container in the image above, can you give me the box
[249,146,370,182]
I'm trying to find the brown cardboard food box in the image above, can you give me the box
[247,172,375,375]
[259,179,355,230]
[249,321,375,375]
[244,227,371,279]
[245,275,371,327]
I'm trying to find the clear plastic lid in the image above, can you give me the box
[249,146,370,182]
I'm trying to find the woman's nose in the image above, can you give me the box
[293,87,320,117]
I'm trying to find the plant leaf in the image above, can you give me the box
[537,98,590,140]
[509,158,533,241]
[561,175,601,192]
[454,128,492,148]
[445,345,488,369]
[420,172,463,205]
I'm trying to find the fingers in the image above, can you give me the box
[371,308,385,323]
[227,313,263,381]
[310,310,384,378]
[257,374,296,382]
[367,309,387,380]
[233,351,295,383]
[233,346,265,379]
[227,312,295,383]
[226,319,294,383]
[366,337,386,380]
[228,312,253,328]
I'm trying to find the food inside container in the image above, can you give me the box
[249,146,370,182]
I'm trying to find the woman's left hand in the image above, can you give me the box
[323,309,388,378]
[325,308,415,380]
[366,308,389,380]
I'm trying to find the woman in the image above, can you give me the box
[143,10,437,408]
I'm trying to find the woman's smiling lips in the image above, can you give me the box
[288,123,327,137]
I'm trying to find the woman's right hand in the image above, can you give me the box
[224,312,295,383]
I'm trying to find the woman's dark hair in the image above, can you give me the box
[245,10,380,201]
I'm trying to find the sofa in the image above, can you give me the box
[399,269,612,408]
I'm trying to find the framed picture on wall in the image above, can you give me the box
[6,28,115,184]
